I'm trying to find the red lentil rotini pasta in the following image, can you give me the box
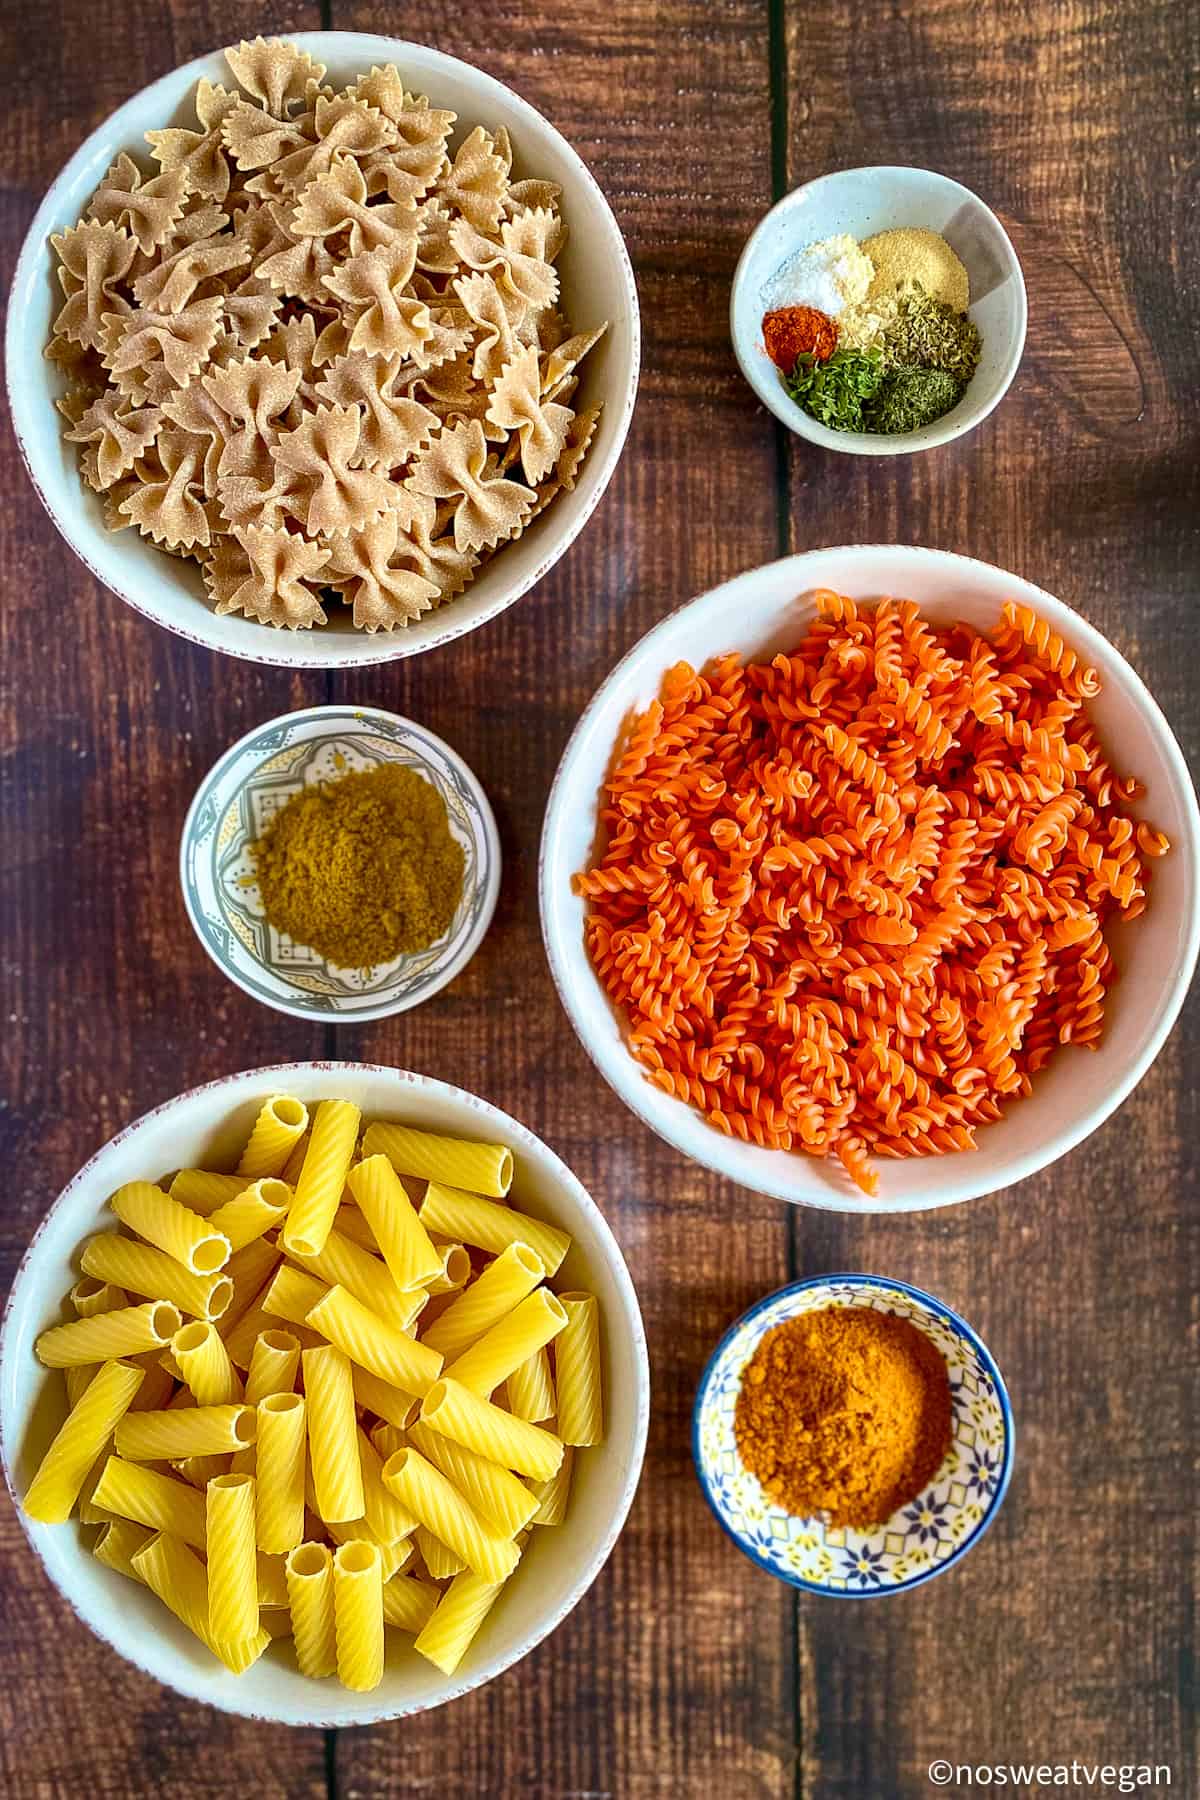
[575,591,1167,1195]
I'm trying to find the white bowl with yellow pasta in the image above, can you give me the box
[0,1063,649,1724]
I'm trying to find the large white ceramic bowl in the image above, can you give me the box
[731,167,1026,455]
[6,33,640,668]
[0,1064,650,1724]
[539,546,1200,1211]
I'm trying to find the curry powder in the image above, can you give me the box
[253,763,465,971]
[733,1306,953,1529]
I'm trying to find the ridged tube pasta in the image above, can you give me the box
[71,1277,128,1317]
[303,1345,364,1525]
[306,1286,443,1398]
[506,1347,556,1422]
[420,1378,564,1482]
[115,1404,256,1461]
[352,1366,418,1431]
[255,1392,306,1553]
[332,1204,378,1252]
[172,1320,242,1405]
[217,1235,283,1335]
[324,1515,412,1580]
[381,1448,519,1583]
[415,1526,465,1579]
[408,1421,538,1538]
[287,1225,415,1331]
[35,1300,181,1368]
[169,1171,247,1215]
[443,1288,567,1397]
[371,1422,406,1462]
[333,1540,385,1692]
[91,1455,207,1549]
[244,1329,301,1405]
[420,1244,546,1362]
[530,1443,574,1525]
[282,1099,362,1260]
[111,1181,231,1275]
[93,1516,152,1580]
[356,1427,416,1543]
[347,1154,441,1291]
[382,1572,440,1634]
[362,1122,513,1198]
[132,1532,270,1674]
[257,1551,289,1609]
[414,1568,510,1675]
[23,1360,145,1523]
[262,1264,330,1331]
[238,1096,310,1179]
[285,1542,337,1677]
[208,1180,290,1252]
[425,1242,471,1296]
[81,1234,232,1321]
[555,1292,604,1446]
[207,1473,259,1648]
[420,1184,570,1277]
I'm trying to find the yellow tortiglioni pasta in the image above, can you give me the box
[421,1378,565,1482]
[20,1091,608,1689]
[172,1320,242,1405]
[23,1359,145,1523]
[91,1455,208,1550]
[381,1448,519,1584]
[255,1392,307,1554]
[207,1473,259,1649]
[506,1347,556,1423]
[419,1243,546,1362]
[303,1345,365,1525]
[283,1099,362,1260]
[286,1542,337,1678]
[81,1234,232,1321]
[306,1285,443,1398]
[346,1154,442,1291]
[420,1184,570,1277]
[115,1404,256,1462]
[442,1287,568,1398]
[407,1420,539,1539]
[110,1181,231,1275]
[132,1531,270,1674]
[382,1572,440,1635]
[207,1180,290,1253]
[35,1300,181,1368]
[168,1170,247,1215]
[414,1568,511,1676]
[333,1540,385,1693]
[554,1292,604,1446]
[238,1096,310,1180]
[286,1223,416,1332]
[362,1122,514,1198]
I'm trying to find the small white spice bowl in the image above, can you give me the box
[730,166,1027,455]
[6,32,640,667]
[0,1062,651,1723]
[180,704,501,1021]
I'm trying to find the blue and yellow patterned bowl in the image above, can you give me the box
[180,705,501,1022]
[693,1274,1013,1596]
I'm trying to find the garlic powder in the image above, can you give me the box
[762,234,874,317]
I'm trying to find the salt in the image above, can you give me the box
[761,233,874,317]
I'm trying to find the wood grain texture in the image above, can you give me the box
[1,0,1196,1795]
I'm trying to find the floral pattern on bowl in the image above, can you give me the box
[180,706,500,1022]
[692,1274,1014,1596]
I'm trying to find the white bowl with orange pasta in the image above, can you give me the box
[6,33,639,667]
[0,1063,649,1724]
[539,545,1200,1212]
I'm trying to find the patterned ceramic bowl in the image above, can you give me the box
[693,1274,1013,1596]
[180,705,500,1021]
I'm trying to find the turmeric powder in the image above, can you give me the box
[733,1306,952,1529]
[252,763,464,971]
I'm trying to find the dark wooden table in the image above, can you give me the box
[2,3,1195,1795]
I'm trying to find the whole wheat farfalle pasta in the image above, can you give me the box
[47,36,608,631]
[576,591,1170,1196]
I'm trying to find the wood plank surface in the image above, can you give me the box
[1,0,1195,1796]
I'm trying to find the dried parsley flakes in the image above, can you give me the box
[784,346,884,431]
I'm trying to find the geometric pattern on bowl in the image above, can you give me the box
[181,706,500,1020]
[693,1274,1014,1597]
